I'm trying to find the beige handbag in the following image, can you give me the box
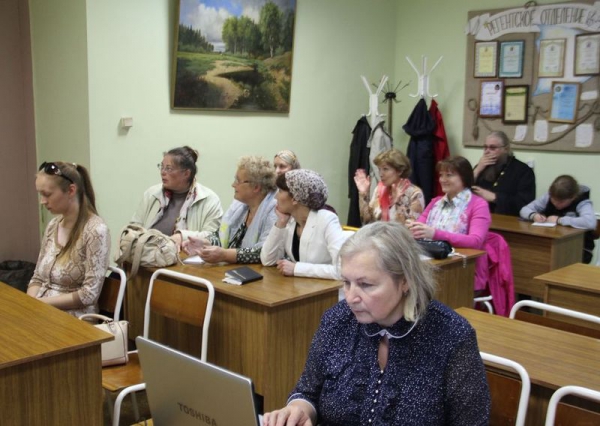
[80,313,129,366]
[114,224,179,279]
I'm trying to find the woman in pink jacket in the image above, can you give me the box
[408,156,491,291]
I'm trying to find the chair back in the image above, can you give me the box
[481,352,530,426]
[545,385,600,425]
[509,300,600,339]
[98,266,127,322]
[143,269,215,361]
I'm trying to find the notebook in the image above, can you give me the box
[136,336,261,426]
[223,266,263,285]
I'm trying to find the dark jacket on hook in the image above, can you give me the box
[347,116,372,227]
[403,98,436,205]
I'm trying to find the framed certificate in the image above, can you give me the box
[575,32,600,75]
[499,40,524,78]
[479,80,504,118]
[474,41,498,78]
[503,85,529,124]
[538,39,566,78]
[549,82,580,123]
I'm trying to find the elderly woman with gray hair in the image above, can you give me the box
[264,221,490,426]
[183,156,277,264]
[260,169,346,279]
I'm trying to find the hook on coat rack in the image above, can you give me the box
[406,55,443,99]
[361,75,388,127]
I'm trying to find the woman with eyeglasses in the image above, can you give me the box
[260,169,347,279]
[130,146,223,248]
[182,156,277,264]
[27,162,110,317]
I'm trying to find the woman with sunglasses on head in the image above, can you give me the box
[182,156,277,264]
[27,162,110,317]
[260,169,347,279]
[130,146,223,249]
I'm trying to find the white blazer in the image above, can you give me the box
[260,209,347,280]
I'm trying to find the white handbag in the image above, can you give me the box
[80,313,129,366]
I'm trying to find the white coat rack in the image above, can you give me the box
[361,75,388,127]
[406,55,443,98]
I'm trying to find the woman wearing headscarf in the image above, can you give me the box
[130,146,223,248]
[183,156,277,264]
[261,170,347,279]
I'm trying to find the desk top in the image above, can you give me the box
[154,249,483,308]
[0,282,112,369]
[155,263,341,308]
[534,263,600,293]
[457,307,600,390]
[491,213,586,239]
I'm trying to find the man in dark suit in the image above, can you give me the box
[472,131,536,216]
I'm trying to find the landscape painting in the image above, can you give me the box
[172,0,296,112]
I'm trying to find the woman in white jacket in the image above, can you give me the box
[261,169,346,280]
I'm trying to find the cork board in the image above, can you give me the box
[463,1,600,152]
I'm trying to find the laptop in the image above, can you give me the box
[136,336,261,426]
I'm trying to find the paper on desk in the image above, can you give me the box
[532,222,556,228]
[183,255,205,264]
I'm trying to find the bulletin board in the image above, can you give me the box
[463,1,600,152]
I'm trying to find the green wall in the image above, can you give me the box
[30,0,598,260]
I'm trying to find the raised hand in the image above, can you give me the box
[354,169,370,194]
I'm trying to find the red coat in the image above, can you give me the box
[429,99,450,197]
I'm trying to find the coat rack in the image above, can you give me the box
[406,55,443,98]
[361,75,388,127]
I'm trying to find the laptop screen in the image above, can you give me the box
[137,336,260,426]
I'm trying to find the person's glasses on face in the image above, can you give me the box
[233,176,250,185]
[157,163,181,174]
[483,144,505,152]
[39,162,74,184]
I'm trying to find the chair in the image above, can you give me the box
[509,300,600,339]
[481,352,530,426]
[473,232,515,316]
[102,269,215,426]
[98,265,127,321]
[545,385,600,425]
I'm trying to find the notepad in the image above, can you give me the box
[183,255,205,264]
[223,266,263,285]
[532,222,557,228]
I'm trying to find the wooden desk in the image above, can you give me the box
[125,253,482,412]
[457,307,600,425]
[0,282,112,425]
[126,263,341,412]
[534,263,600,328]
[430,248,484,309]
[490,214,585,298]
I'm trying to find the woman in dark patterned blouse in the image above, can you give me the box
[183,156,277,264]
[264,221,490,426]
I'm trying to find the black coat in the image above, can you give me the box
[347,117,371,227]
[475,156,535,216]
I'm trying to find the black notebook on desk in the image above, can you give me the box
[223,266,263,285]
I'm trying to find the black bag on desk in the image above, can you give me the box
[416,239,453,260]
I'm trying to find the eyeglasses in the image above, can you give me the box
[157,164,181,173]
[233,177,250,185]
[483,144,505,151]
[38,162,74,184]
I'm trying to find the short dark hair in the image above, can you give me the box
[549,175,579,200]
[436,156,474,188]
[165,146,199,184]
